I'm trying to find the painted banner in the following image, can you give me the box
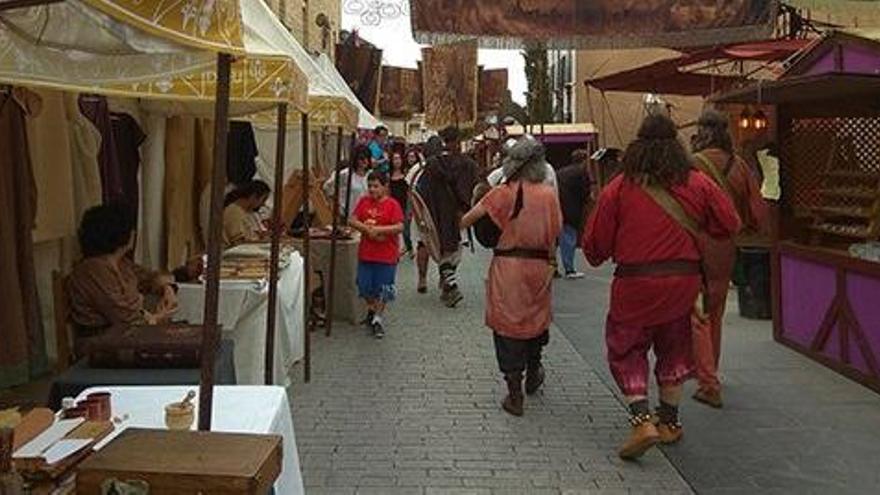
[421,40,479,129]
[335,43,383,114]
[411,0,779,49]
[479,69,509,115]
[380,66,424,119]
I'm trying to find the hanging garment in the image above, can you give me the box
[164,116,197,270]
[26,89,76,243]
[137,114,167,270]
[65,93,103,224]
[227,121,258,186]
[79,95,124,204]
[0,88,48,387]
[110,113,146,224]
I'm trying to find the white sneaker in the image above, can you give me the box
[564,271,585,280]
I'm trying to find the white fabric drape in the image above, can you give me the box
[136,114,167,270]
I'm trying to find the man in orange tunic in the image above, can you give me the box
[462,136,563,417]
[690,110,769,408]
[583,115,741,459]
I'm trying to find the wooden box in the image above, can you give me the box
[76,429,282,494]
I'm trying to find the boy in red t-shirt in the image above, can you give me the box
[350,171,405,338]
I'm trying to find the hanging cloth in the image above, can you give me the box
[227,121,258,186]
[110,113,146,224]
[0,88,48,387]
[79,95,124,205]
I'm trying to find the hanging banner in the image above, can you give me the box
[411,1,779,49]
[335,43,383,115]
[421,40,479,129]
[479,69,508,115]
[380,66,423,119]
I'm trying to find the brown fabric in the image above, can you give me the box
[410,0,777,49]
[380,66,423,119]
[67,257,157,331]
[164,116,198,269]
[614,260,701,278]
[79,95,124,204]
[335,43,383,114]
[493,248,551,260]
[0,88,48,387]
[479,69,508,114]
[421,40,479,129]
[27,89,77,243]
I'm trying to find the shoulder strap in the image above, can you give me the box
[641,184,701,238]
[694,152,734,196]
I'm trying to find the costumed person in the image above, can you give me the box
[583,114,741,460]
[68,204,179,355]
[389,151,412,256]
[417,127,478,308]
[690,109,769,408]
[462,136,562,416]
[350,171,405,338]
[324,145,371,220]
[405,147,431,292]
[222,180,270,247]
[556,149,592,279]
[368,125,390,173]
[488,138,558,188]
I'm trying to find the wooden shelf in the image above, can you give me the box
[821,170,880,181]
[820,187,879,201]
[812,206,876,219]
[810,223,875,239]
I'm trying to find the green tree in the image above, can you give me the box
[522,43,553,127]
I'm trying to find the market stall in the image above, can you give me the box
[715,30,880,393]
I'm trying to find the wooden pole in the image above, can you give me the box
[264,103,288,385]
[198,53,232,431]
[302,114,312,383]
[326,126,344,337]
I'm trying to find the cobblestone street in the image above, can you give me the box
[290,252,691,494]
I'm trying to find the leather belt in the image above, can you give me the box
[614,259,701,278]
[493,248,551,261]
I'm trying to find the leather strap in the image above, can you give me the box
[494,248,551,261]
[694,152,734,197]
[641,185,701,237]
[615,260,701,278]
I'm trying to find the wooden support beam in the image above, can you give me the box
[264,103,288,385]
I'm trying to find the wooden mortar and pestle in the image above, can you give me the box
[164,390,196,431]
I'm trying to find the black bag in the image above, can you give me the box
[471,182,525,249]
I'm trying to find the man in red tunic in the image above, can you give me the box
[583,114,741,460]
[690,110,769,408]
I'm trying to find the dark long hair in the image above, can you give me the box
[622,114,693,188]
[692,109,734,155]
[224,180,271,207]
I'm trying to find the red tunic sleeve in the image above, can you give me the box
[480,184,515,231]
[695,172,742,239]
[582,178,620,267]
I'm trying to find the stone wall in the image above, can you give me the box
[264,0,342,59]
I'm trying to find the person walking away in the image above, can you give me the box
[389,152,412,256]
[462,136,562,416]
[350,171,405,338]
[583,114,740,460]
[406,148,431,292]
[324,146,371,220]
[690,110,768,408]
[418,128,477,307]
[368,125,391,174]
[556,149,592,279]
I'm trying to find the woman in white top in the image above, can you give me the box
[324,146,371,219]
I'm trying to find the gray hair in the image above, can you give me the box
[502,135,548,184]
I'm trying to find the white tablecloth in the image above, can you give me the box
[75,386,303,495]
[176,253,305,386]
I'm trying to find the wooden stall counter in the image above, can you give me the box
[292,231,362,325]
[774,241,880,393]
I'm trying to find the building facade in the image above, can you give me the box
[265,0,341,58]
[548,49,576,124]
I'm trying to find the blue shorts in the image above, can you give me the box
[357,262,397,302]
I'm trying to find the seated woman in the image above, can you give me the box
[68,204,179,354]
[223,180,271,247]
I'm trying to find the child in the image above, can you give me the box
[350,171,405,338]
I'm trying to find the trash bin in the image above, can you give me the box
[735,247,772,320]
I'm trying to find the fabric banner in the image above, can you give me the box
[421,40,479,129]
[335,43,383,115]
[479,69,508,115]
[380,67,423,119]
[411,1,779,49]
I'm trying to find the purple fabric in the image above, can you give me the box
[846,274,880,376]
[111,113,146,224]
[805,45,880,76]
[780,254,835,348]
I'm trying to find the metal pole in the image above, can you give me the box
[326,126,344,337]
[264,103,288,385]
[302,114,312,383]
[198,52,232,431]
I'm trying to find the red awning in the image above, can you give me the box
[587,39,812,96]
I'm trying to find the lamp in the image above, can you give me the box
[738,108,752,129]
[752,109,769,131]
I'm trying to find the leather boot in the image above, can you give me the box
[618,414,660,460]
[502,372,524,416]
[693,387,723,408]
[525,364,545,395]
[656,421,683,444]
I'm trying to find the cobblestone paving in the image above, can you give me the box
[290,252,691,494]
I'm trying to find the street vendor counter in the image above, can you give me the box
[774,242,880,392]
[293,233,361,324]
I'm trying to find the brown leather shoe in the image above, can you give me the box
[525,365,545,395]
[502,373,524,416]
[618,417,660,460]
[693,388,723,408]
[656,422,683,444]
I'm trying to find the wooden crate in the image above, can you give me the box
[76,429,281,495]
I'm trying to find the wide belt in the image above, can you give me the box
[614,259,701,278]
[493,248,552,261]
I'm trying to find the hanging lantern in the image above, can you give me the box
[738,108,752,129]
[752,109,769,131]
